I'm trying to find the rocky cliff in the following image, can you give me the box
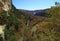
[0,0,12,11]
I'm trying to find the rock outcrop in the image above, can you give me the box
[0,0,12,11]
[0,0,13,41]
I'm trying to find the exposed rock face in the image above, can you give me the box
[0,0,12,11]
[0,24,6,41]
[0,0,12,41]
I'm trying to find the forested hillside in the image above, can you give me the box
[0,0,60,41]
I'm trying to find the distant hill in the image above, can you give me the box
[18,9,50,27]
[19,8,49,16]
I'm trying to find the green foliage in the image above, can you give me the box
[28,2,60,41]
[55,2,60,7]
[0,2,60,41]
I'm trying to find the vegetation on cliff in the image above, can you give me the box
[0,1,60,41]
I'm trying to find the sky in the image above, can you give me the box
[12,0,60,10]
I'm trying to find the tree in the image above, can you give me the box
[55,2,60,7]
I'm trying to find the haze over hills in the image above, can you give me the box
[19,8,49,16]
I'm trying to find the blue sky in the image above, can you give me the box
[12,0,60,10]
